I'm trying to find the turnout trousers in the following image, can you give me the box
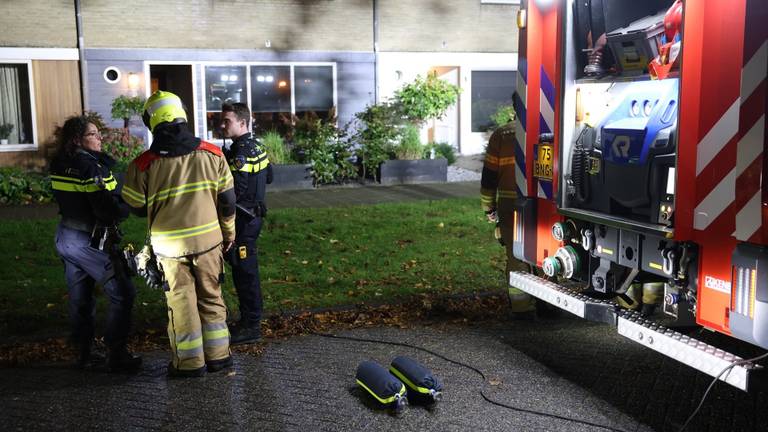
[54,223,136,351]
[159,246,230,371]
[499,206,535,313]
[228,214,264,327]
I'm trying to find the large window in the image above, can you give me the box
[203,63,335,139]
[204,66,246,139]
[0,62,35,148]
[471,70,516,133]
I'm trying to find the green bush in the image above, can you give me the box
[425,142,457,165]
[0,168,52,205]
[394,73,461,124]
[394,124,424,160]
[101,128,145,172]
[259,131,292,165]
[491,104,516,130]
[354,102,403,180]
[111,95,146,129]
[290,110,357,185]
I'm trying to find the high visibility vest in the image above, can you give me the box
[122,142,235,257]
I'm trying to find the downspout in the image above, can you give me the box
[74,0,89,111]
[373,0,379,103]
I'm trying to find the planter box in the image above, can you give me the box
[379,158,448,185]
[270,164,313,190]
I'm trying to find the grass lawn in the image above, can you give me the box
[0,197,509,338]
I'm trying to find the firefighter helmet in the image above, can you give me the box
[142,90,187,132]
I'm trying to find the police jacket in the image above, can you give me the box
[480,123,518,213]
[50,149,126,230]
[223,132,273,213]
[121,123,236,258]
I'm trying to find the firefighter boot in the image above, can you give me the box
[107,346,142,372]
[76,341,105,370]
[207,355,234,373]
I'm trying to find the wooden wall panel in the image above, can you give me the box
[0,60,82,169]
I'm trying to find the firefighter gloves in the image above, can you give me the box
[355,356,442,415]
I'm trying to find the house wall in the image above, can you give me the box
[81,0,374,52]
[0,0,77,48]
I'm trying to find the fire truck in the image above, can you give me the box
[507,0,767,391]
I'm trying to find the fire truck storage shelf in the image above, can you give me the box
[509,271,762,391]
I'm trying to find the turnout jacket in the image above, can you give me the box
[50,149,125,229]
[480,123,518,213]
[121,124,236,258]
[223,132,273,212]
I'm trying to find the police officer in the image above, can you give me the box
[50,115,142,371]
[122,91,236,377]
[480,122,536,317]
[220,102,273,345]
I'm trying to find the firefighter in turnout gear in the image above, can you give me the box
[219,102,273,345]
[51,115,142,371]
[122,91,237,377]
[481,122,536,315]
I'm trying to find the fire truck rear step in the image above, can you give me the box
[509,271,762,391]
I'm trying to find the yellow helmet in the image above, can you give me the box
[142,90,187,132]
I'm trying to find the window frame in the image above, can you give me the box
[469,68,518,134]
[200,61,337,142]
[0,59,38,152]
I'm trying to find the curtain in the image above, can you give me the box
[0,64,23,144]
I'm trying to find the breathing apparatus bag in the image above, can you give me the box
[389,356,443,405]
[355,361,407,413]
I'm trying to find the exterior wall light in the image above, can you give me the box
[517,8,527,29]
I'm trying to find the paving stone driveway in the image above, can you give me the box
[2,315,766,431]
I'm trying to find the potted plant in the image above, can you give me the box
[258,130,313,191]
[380,124,447,185]
[0,123,14,145]
[111,95,146,129]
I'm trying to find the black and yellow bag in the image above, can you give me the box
[355,361,408,414]
[389,356,443,405]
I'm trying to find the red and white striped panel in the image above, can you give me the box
[693,0,767,243]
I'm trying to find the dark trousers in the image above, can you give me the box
[54,224,135,351]
[228,215,263,327]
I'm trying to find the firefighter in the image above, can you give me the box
[50,115,142,371]
[219,102,273,345]
[122,91,236,377]
[481,122,536,316]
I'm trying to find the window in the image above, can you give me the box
[250,65,291,135]
[203,63,335,139]
[204,66,246,139]
[471,70,516,133]
[0,62,35,149]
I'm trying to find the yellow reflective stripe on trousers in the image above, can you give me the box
[355,379,406,404]
[152,219,220,240]
[389,366,432,394]
[147,180,219,206]
[122,184,146,205]
[203,322,230,347]
[175,332,204,358]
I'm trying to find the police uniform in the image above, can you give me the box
[223,132,272,335]
[123,91,237,376]
[50,148,137,367]
[480,124,536,313]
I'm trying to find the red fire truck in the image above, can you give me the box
[508,0,767,391]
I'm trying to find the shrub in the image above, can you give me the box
[490,104,516,130]
[425,142,457,165]
[288,109,357,185]
[101,128,145,172]
[0,167,52,205]
[111,95,146,129]
[394,73,461,124]
[394,124,424,160]
[259,131,291,165]
[354,102,403,180]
